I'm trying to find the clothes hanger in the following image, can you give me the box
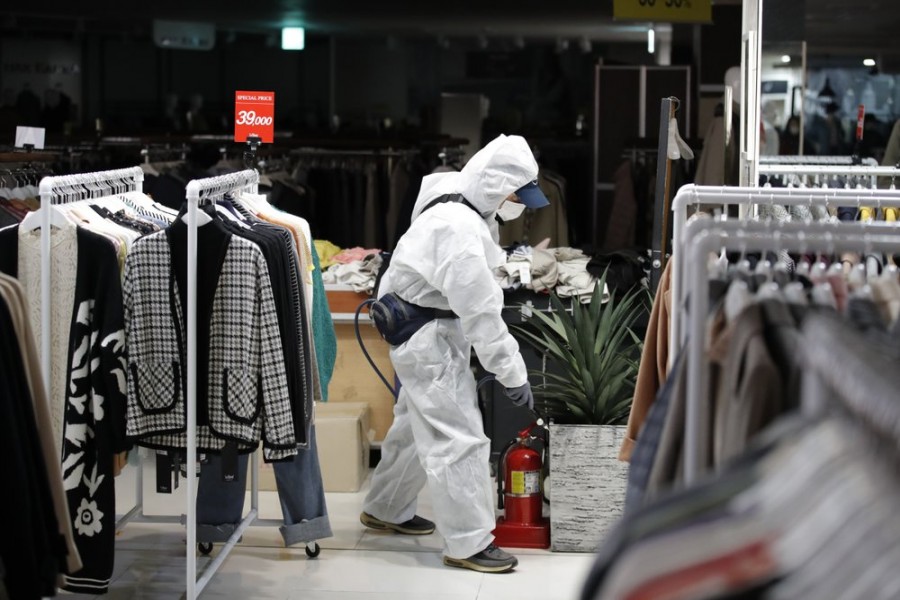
[725,237,754,321]
[755,226,790,301]
[20,177,76,231]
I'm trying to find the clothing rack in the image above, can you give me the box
[183,169,260,599]
[759,155,879,166]
[680,218,900,483]
[290,147,420,158]
[669,184,900,349]
[0,165,52,186]
[37,168,144,394]
[757,164,900,179]
[36,167,154,538]
[650,97,680,292]
[0,151,58,163]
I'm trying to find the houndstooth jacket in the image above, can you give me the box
[123,223,297,461]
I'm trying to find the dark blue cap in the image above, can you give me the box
[515,180,550,209]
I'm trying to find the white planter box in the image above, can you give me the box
[548,424,627,552]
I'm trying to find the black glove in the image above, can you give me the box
[504,382,534,411]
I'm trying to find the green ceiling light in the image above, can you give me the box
[281,27,305,50]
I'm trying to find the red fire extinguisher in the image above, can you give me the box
[493,420,551,549]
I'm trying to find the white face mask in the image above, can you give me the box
[496,200,526,223]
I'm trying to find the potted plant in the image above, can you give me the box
[513,270,646,552]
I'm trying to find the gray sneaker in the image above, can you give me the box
[360,512,435,535]
[443,543,519,573]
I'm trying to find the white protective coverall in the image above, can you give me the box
[362,134,537,559]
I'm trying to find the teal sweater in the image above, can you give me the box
[311,242,337,400]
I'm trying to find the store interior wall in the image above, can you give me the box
[1,29,700,140]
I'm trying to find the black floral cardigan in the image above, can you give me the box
[0,224,129,594]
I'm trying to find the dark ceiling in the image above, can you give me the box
[1,0,897,56]
[804,0,899,56]
[2,0,722,40]
[3,0,629,37]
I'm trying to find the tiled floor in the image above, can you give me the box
[65,456,595,599]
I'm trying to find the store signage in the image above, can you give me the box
[856,105,865,141]
[613,0,712,23]
[234,91,275,143]
[15,126,46,150]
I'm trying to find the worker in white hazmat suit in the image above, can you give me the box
[360,134,549,573]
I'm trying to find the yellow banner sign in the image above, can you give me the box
[613,0,712,23]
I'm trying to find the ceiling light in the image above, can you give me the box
[556,38,570,53]
[781,55,791,64]
[864,58,876,67]
[281,27,305,51]
[647,27,655,54]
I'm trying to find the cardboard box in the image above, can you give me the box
[325,285,396,443]
[252,401,373,493]
[330,324,395,441]
[315,401,373,492]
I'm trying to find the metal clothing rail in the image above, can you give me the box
[669,184,900,351]
[757,164,900,178]
[184,169,259,599]
[759,155,878,166]
[681,218,900,483]
[290,147,420,158]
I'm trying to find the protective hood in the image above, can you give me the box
[410,134,539,222]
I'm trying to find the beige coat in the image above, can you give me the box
[620,260,672,461]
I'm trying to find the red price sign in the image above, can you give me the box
[856,104,866,142]
[234,90,275,143]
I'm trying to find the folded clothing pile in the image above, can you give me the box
[322,252,383,294]
[495,246,609,303]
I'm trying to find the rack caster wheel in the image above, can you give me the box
[198,542,214,556]
[305,543,321,558]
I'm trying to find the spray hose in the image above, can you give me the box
[355,300,399,398]
[354,301,505,400]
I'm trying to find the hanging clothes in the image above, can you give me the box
[216,199,315,446]
[0,223,129,595]
[196,424,333,548]
[0,273,82,599]
[620,260,673,461]
[584,315,900,600]
[309,242,337,398]
[123,214,298,461]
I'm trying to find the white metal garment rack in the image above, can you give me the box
[680,218,900,484]
[37,167,144,402]
[36,167,178,534]
[757,164,900,188]
[36,166,158,535]
[759,155,879,166]
[183,169,260,599]
[669,184,900,351]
